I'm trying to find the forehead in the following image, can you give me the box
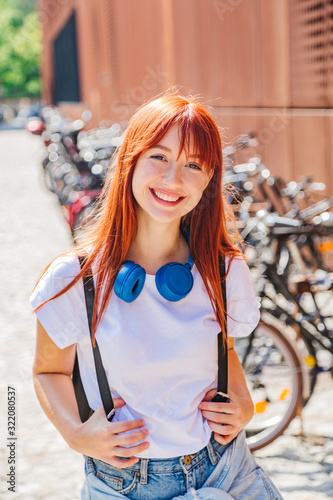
[150,125,199,157]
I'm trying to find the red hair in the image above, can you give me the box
[35,94,242,344]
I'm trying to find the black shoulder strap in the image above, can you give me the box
[72,348,92,422]
[212,257,229,403]
[76,256,115,421]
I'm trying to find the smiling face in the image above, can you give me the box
[131,125,213,227]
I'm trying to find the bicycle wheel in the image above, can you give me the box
[235,320,304,451]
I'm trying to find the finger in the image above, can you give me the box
[198,401,234,414]
[115,441,150,458]
[213,431,235,446]
[201,388,217,402]
[108,456,140,469]
[207,420,234,435]
[113,398,126,408]
[110,419,146,434]
[114,428,149,446]
[200,409,234,425]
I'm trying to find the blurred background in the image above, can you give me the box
[39,0,333,193]
[1,1,333,499]
[1,0,333,192]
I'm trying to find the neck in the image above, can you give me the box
[127,219,189,275]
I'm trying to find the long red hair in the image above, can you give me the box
[35,94,242,343]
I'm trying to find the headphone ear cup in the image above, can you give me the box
[114,261,146,303]
[155,262,194,302]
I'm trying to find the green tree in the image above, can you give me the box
[11,0,36,18]
[0,0,41,99]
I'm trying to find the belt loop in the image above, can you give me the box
[207,439,218,466]
[85,455,96,474]
[140,458,148,484]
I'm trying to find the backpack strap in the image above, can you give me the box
[212,257,230,403]
[72,347,92,422]
[73,256,115,422]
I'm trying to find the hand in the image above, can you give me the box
[198,388,254,445]
[69,398,150,468]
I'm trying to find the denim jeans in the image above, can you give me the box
[81,431,283,500]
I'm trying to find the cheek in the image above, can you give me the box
[190,176,211,198]
[190,179,211,208]
[131,166,157,206]
[131,171,144,205]
[132,164,156,186]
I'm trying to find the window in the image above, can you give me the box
[53,11,81,103]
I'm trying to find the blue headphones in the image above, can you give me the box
[114,254,194,303]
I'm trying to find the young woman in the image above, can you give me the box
[31,94,283,499]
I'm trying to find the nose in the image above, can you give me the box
[161,161,182,186]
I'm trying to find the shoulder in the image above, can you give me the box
[45,252,81,281]
[30,252,82,307]
[30,252,89,348]
[225,254,257,301]
[224,254,260,337]
[225,254,251,280]
[224,254,254,299]
[225,254,254,296]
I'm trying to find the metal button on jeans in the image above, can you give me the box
[184,454,197,465]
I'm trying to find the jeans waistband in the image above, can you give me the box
[86,434,224,481]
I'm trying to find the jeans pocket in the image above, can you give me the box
[228,467,277,500]
[96,467,140,495]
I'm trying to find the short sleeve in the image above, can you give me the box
[226,256,260,337]
[29,253,89,349]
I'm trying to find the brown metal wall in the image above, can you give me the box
[290,0,333,108]
[39,0,333,194]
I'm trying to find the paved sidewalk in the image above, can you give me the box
[0,130,332,499]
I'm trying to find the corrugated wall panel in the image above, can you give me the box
[172,0,203,95]
[196,1,220,102]
[214,2,241,107]
[290,0,332,107]
[115,0,165,108]
[292,111,329,186]
[260,0,291,107]
[260,111,294,182]
[214,110,242,147]
[328,113,333,193]
[328,1,333,105]
[235,0,262,107]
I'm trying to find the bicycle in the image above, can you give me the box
[237,212,333,450]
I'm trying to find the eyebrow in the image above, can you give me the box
[152,144,200,158]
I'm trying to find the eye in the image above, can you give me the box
[151,154,166,161]
[187,162,202,171]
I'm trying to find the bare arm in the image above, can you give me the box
[198,337,254,445]
[33,319,150,467]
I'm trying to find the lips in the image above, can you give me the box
[150,188,184,204]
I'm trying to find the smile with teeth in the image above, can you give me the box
[151,188,184,203]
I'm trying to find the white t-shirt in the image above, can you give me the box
[30,253,259,458]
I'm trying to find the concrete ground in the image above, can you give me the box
[0,129,332,499]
